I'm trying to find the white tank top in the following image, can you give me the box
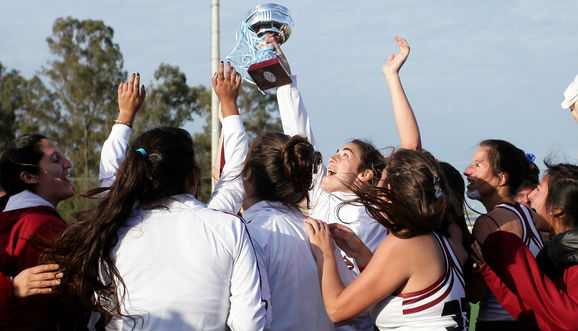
[477,202,544,322]
[370,233,468,330]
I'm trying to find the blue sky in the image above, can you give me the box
[1,0,577,209]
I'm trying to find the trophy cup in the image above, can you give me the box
[226,3,293,90]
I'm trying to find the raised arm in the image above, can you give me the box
[383,36,422,151]
[99,73,146,187]
[208,62,248,213]
[271,38,317,146]
[270,39,327,208]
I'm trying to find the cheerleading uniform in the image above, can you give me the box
[371,233,468,331]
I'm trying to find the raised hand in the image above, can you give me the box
[382,36,410,78]
[12,264,62,298]
[212,62,242,118]
[117,73,146,126]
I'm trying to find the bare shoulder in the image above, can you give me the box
[473,208,523,244]
[377,233,439,261]
[486,206,520,223]
[472,214,498,244]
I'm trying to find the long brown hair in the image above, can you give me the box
[544,163,578,229]
[50,127,198,325]
[353,149,449,238]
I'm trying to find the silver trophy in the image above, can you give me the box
[226,3,293,90]
[246,3,293,44]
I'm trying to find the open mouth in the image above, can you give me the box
[327,169,336,176]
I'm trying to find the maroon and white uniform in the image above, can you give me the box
[477,202,543,322]
[370,233,468,331]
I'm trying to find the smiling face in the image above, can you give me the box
[322,142,364,193]
[31,139,74,206]
[463,146,501,201]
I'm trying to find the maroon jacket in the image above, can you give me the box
[481,231,578,331]
[0,206,67,331]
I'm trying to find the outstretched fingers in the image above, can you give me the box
[382,36,411,76]
[394,36,410,54]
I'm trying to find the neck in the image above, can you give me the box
[553,219,573,235]
[481,190,512,211]
[242,194,262,211]
[30,190,58,208]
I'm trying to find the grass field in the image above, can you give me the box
[469,302,479,330]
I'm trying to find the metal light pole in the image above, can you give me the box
[210,0,220,191]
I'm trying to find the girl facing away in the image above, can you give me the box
[50,69,268,331]
[239,131,336,331]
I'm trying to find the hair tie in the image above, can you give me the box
[435,188,444,200]
[136,148,147,157]
[312,151,322,174]
[525,153,535,164]
[432,175,440,185]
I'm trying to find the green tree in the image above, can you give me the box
[131,63,211,139]
[237,83,282,140]
[0,63,59,149]
[16,75,61,140]
[44,17,126,180]
[42,17,126,219]
[0,63,25,148]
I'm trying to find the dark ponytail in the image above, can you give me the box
[244,133,316,208]
[480,139,530,195]
[51,127,197,324]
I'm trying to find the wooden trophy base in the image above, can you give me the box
[248,57,292,90]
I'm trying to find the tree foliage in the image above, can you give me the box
[0,63,59,151]
[0,62,23,148]
[131,63,211,139]
[43,17,126,180]
[237,83,282,141]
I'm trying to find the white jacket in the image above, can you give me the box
[105,194,268,331]
[96,116,271,330]
[243,200,335,331]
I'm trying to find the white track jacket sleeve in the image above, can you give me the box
[98,116,248,214]
[276,76,326,209]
